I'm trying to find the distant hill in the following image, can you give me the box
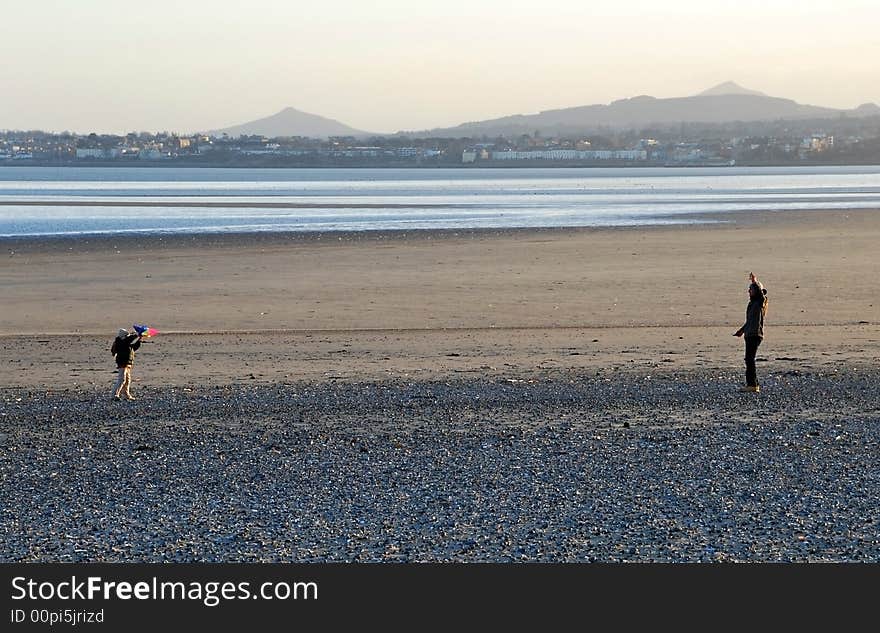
[412,82,880,137]
[697,81,767,97]
[207,107,374,139]
[207,83,880,140]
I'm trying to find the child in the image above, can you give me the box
[111,328,142,400]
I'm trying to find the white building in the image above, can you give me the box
[491,149,646,161]
[76,148,106,159]
[139,149,165,160]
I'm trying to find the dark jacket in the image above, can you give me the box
[111,334,141,368]
[741,290,768,338]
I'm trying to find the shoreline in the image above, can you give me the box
[0,222,717,249]
[5,161,880,169]
[0,206,870,249]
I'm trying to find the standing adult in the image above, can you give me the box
[733,272,768,392]
[111,328,142,400]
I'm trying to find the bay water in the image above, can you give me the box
[1,165,879,237]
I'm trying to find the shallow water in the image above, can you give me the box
[1,165,879,236]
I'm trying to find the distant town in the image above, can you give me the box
[3,119,880,168]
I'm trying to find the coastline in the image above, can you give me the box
[0,205,872,248]
[5,160,880,168]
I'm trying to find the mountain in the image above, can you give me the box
[853,102,880,115]
[208,84,880,140]
[208,107,374,139]
[697,81,767,97]
[413,83,879,137]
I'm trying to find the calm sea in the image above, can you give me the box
[1,165,879,237]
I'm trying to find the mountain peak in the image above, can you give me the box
[208,107,373,139]
[698,81,766,97]
[854,102,880,112]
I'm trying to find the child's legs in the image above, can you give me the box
[122,367,132,396]
[113,367,126,397]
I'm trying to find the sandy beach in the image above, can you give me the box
[2,208,879,562]
[2,208,878,387]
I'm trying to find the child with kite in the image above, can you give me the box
[111,324,157,400]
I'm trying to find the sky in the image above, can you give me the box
[2,0,879,134]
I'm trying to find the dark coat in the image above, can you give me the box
[741,291,768,338]
[111,334,141,368]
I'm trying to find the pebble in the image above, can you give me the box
[1,368,878,562]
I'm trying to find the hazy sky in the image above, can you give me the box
[2,0,879,134]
